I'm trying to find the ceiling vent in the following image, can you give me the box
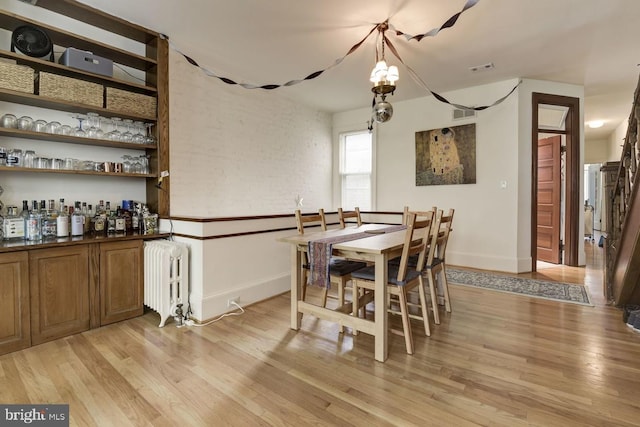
[453,108,476,120]
[469,62,494,72]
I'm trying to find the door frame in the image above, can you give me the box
[531,93,580,270]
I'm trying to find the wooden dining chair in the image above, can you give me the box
[337,207,362,228]
[424,208,454,324]
[350,210,435,354]
[294,209,366,320]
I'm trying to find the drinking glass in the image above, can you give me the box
[133,121,146,144]
[106,117,122,141]
[73,114,87,137]
[51,158,63,169]
[122,155,132,173]
[131,156,142,174]
[63,157,75,170]
[17,116,33,131]
[1,114,17,128]
[145,123,156,145]
[7,149,23,167]
[121,119,134,143]
[86,112,104,139]
[33,119,47,132]
[23,150,36,168]
[45,121,61,134]
[60,125,73,135]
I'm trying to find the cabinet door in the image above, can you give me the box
[100,240,143,326]
[0,252,30,355]
[30,246,90,345]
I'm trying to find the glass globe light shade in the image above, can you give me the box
[374,100,393,123]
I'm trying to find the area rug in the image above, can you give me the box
[446,268,593,306]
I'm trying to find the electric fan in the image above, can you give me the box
[11,25,54,61]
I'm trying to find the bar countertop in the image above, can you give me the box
[0,232,171,253]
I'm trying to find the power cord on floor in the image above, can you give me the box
[178,301,245,327]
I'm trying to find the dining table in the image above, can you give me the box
[278,223,409,362]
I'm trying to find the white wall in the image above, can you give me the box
[585,138,609,164]
[168,50,333,217]
[334,78,585,272]
[608,120,627,161]
[167,49,333,320]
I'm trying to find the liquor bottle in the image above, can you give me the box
[122,201,133,232]
[115,205,126,234]
[107,204,116,234]
[3,205,25,240]
[86,204,94,235]
[56,198,69,237]
[131,202,140,232]
[82,202,91,234]
[25,200,42,241]
[41,199,58,239]
[92,202,106,236]
[19,200,29,241]
[71,201,84,236]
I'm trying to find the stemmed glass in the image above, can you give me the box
[121,119,134,143]
[133,121,146,144]
[106,117,122,141]
[145,123,156,145]
[86,112,104,139]
[72,114,87,137]
[122,155,132,173]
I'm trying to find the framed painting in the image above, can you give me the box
[415,123,476,186]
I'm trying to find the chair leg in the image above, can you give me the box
[320,286,329,308]
[426,270,440,325]
[417,277,431,337]
[440,265,452,313]
[352,280,360,336]
[338,276,346,333]
[301,270,308,301]
[398,287,414,354]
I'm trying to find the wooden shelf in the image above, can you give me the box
[0,166,156,178]
[0,50,157,95]
[0,0,169,217]
[0,127,157,150]
[0,9,156,71]
[32,0,158,45]
[0,88,156,122]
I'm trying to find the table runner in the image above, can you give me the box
[308,225,407,288]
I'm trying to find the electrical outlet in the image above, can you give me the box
[227,297,240,307]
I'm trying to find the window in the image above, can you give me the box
[340,131,372,210]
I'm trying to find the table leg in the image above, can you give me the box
[290,245,303,329]
[374,253,388,362]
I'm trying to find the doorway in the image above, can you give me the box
[531,93,580,271]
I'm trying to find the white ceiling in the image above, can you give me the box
[78,0,640,141]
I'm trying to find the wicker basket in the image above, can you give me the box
[0,62,35,94]
[106,87,156,117]
[38,72,103,107]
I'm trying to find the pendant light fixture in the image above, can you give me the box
[370,21,399,124]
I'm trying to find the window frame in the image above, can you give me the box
[338,129,375,210]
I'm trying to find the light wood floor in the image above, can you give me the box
[2,239,640,426]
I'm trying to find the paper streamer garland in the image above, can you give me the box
[160,24,379,90]
[161,0,516,112]
[161,0,479,90]
[389,0,480,42]
[382,34,521,111]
